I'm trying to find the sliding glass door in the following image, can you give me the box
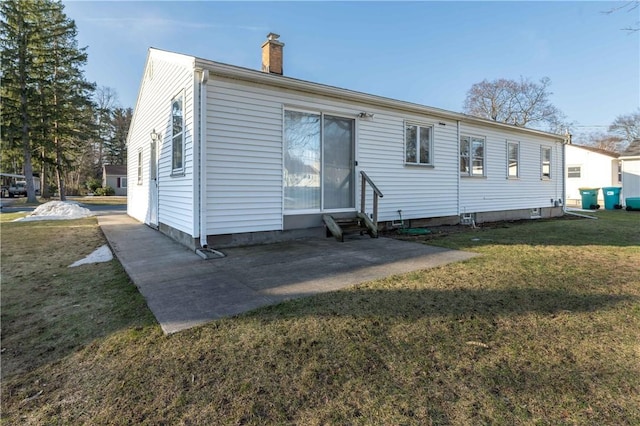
[284,110,354,212]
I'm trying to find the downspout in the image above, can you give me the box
[199,69,209,247]
[456,120,461,217]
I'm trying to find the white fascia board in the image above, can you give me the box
[194,56,566,143]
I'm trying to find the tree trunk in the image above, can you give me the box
[40,155,50,198]
[18,17,37,204]
[54,134,66,201]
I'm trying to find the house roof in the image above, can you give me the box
[195,53,566,142]
[103,165,127,176]
[621,139,640,157]
[568,144,620,158]
[143,48,566,143]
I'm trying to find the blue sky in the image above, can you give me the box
[63,1,639,138]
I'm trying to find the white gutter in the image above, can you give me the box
[199,69,209,248]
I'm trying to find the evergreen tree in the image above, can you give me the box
[1,0,39,202]
[105,107,132,166]
[1,0,94,201]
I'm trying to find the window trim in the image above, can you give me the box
[567,165,581,179]
[137,150,143,185]
[541,146,552,180]
[404,121,434,166]
[460,134,486,177]
[171,92,185,176]
[506,140,519,179]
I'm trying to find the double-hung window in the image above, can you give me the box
[137,150,143,185]
[405,123,433,166]
[541,146,552,179]
[507,141,519,178]
[171,95,184,174]
[460,135,485,176]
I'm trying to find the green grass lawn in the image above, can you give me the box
[1,211,639,425]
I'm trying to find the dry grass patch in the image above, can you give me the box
[1,211,639,425]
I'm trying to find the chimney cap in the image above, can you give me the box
[266,32,280,41]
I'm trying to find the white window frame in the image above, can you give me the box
[404,122,434,166]
[137,150,143,185]
[171,92,185,175]
[541,146,552,180]
[567,166,581,179]
[507,141,519,178]
[460,135,486,177]
[120,177,127,188]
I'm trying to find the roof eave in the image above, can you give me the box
[195,57,566,142]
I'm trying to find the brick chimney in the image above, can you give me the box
[261,33,284,75]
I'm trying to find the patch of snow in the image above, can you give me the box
[69,244,113,267]
[14,201,93,222]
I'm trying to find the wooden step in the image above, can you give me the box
[322,214,378,242]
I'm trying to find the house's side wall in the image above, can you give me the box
[565,145,618,205]
[127,51,196,236]
[621,158,640,199]
[105,175,127,196]
[459,122,564,214]
[205,76,460,235]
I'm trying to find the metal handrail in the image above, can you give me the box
[360,170,383,228]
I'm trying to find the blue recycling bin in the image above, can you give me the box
[602,187,622,210]
[578,188,600,210]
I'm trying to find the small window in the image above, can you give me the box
[567,166,581,178]
[137,150,143,185]
[541,146,551,179]
[120,177,127,188]
[460,135,485,176]
[617,163,622,183]
[405,123,433,165]
[507,141,519,178]
[171,95,184,174]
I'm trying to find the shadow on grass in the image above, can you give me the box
[255,286,637,321]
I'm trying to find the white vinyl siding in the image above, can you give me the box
[205,76,459,233]
[564,145,621,205]
[459,122,564,213]
[127,50,196,235]
[621,159,640,198]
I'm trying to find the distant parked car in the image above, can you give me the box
[8,181,27,197]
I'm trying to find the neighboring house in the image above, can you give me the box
[127,34,566,250]
[564,144,620,206]
[619,139,640,200]
[103,165,128,196]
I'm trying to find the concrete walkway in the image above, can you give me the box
[98,214,478,334]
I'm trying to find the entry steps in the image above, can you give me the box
[322,213,378,242]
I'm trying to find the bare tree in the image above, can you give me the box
[576,131,625,152]
[602,1,639,32]
[609,110,640,145]
[463,77,566,132]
